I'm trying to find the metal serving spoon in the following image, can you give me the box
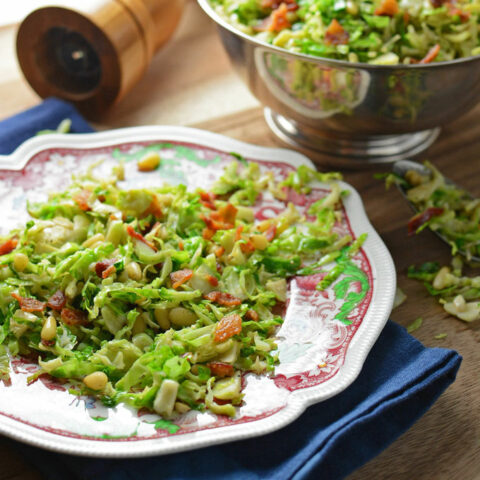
[392,159,480,263]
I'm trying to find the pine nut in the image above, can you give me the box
[169,307,197,327]
[154,308,171,330]
[132,314,147,335]
[126,261,142,281]
[13,253,29,272]
[83,371,108,390]
[137,151,161,172]
[174,401,191,414]
[453,295,466,313]
[405,170,426,186]
[250,234,268,250]
[132,333,154,351]
[41,316,57,342]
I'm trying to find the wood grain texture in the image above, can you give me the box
[0,0,479,478]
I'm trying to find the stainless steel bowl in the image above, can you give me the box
[198,0,480,166]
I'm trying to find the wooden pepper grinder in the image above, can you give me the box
[16,0,185,117]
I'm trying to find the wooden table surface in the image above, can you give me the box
[0,2,479,479]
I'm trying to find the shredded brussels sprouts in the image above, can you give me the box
[0,158,364,417]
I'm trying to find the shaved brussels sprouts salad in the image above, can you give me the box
[0,157,365,418]
[211,0,480,64]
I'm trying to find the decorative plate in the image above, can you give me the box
[0,126,395,457]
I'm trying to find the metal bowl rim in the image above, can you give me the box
[198,0,480,70]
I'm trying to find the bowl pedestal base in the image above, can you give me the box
[264,108,440,168]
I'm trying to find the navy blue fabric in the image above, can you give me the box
[0,99,462,480]
[0,97,93,155]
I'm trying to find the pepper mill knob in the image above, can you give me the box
[16,0,185,117]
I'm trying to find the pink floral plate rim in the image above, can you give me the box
[0,126,396,457]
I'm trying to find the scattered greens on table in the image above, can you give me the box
[211,0,480,64]
[388,160,480,323]
[0,156,366,418]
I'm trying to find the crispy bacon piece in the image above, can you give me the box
[47,290,66,311]
[126,225,158,251]
[170,269,194,289]
[60,307,89,326]
[214,314,242,343]
[207,362,235,377]
[240,240,256,254]
[178,241,184,251]
[245,309,259,321]
[268,3,291,32]
[446,2,470,21]
[202,227,215,240]
[200,191,217,210]
[407,207,444,235]
[73,189,92,211]
[214,246,225,258]
[375,0,399,16]
[235,225,244,242]
[206,274,219,287]
[420,44,441,64]
[95,259,117,279]
[325,19,349,45]
[265,224,277,242]
[11,293,46,313]
[0,238,18,256]
[204,291,242,307]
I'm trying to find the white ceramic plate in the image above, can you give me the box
[0,126,395,457]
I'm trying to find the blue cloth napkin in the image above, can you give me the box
[0,99,462,480]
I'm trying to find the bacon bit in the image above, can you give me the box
[206,274,219,287]
[265,224,277,242]
[0,238,18,256]
[216,262,223,274]
[204,291,242,307]
[245,309,259,321]
[325,19,349,45]
[403,11,410,24]
[207,362,235,377]
[73,189,92,211]
[374,0,399,16]
[235,225,244,242]
[214,314,242,343]
[47,290,66,311]
[200,191,217,210]
[126,225,158,251]
[202,227,215,241]
[178,241,184,251]
[407,207,444,235]
[420,44,441,64]
[170,268,194,289]
[60,308,89,326]
[145,196,163,219]
[102,264,117,279]
[11,293,46,313]
[211,204,237,226]
[240,240,256,254]
[214,246,225,257]
[95,259,117,279]
[268,4,291,32]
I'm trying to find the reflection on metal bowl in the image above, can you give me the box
[198,0,480,166]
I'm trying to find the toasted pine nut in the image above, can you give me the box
[137,151,161,172]
[169,307,197,327]
[346,0,358,15]
[132,333,154,351]
[41,316,57,342]
[83,371,108,390]
[82,233,105,249]
[132,314,147,335]
[154,308,171,330]
[453,295,466,313]
[250,234,268,250]
[13,253,29,272]
[126,261,142,281]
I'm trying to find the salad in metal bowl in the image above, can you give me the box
[0,156,366,419]
[210,0,480,64]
